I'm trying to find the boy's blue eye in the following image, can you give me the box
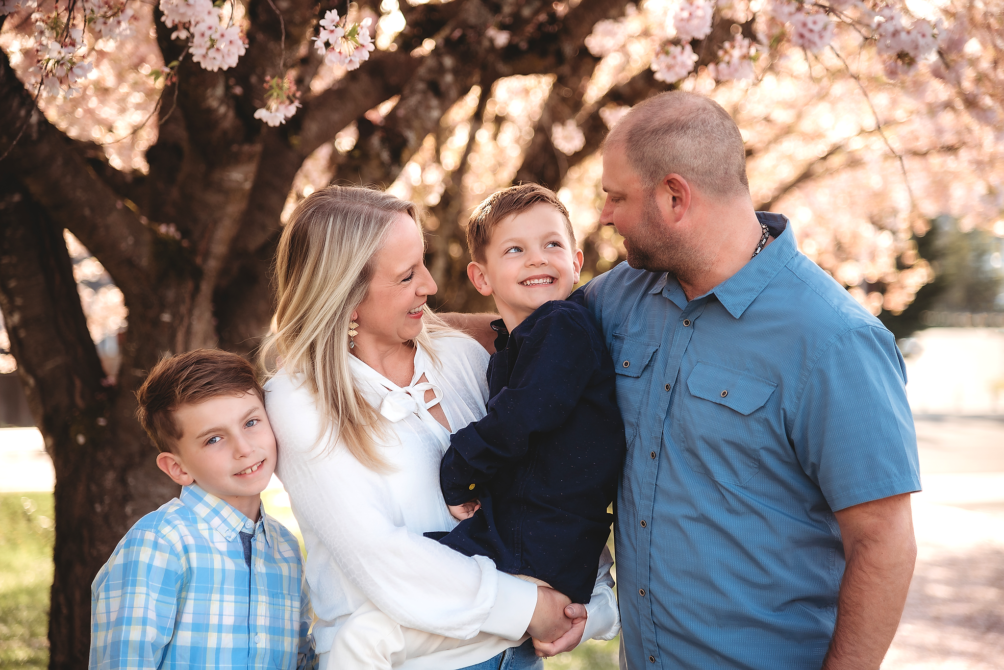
[245,418,259,428]
[207,436,221,445]
[545,241,561,248]
[505,246,522,254]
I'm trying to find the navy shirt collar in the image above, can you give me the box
[650,212,797,318]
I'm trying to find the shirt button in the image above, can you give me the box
[639,588,646,596]
[254,634,260,644]
[683,319,691,327]
[622,360,630,368]
[650,451,656,459]
[649,655,656,663]
[721,390,729,398]
[468,483,476,490]
[640,520,647,528]
[664,383,671,391]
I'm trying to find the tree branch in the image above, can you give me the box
[0,50,154,304]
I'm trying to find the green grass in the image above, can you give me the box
[0,493,54,670]
[0,491,617,670]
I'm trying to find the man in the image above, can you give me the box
[579,91,920,669]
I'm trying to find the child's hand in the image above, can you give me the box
[448,500,481,520]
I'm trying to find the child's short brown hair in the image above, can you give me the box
[135,349,264,453]
[466,183,576,263]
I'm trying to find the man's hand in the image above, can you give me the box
[533,603,587,658]
[822,493,917,670]
[526,587,573,643]
[447,500,481,521]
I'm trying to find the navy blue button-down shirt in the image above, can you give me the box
[574,213,920,669]
[437,300,626,603]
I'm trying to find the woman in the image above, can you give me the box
[261,186,618,670]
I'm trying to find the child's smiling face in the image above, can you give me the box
[468,203,583,331]
[155,391,276,521]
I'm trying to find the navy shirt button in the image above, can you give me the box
[683,319,691,326]
[639,588,646,596]
[649,655,656,663]
[622,360,630,368]
[640,520,647,527]
[664,383,671,391]
[650,451,656,459]
[721,390,729,398]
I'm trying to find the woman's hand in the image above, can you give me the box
[448,500,481,520]
[533,603,587,658]
[527,586,573,643]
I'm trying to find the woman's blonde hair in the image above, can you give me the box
[260,186,451,470]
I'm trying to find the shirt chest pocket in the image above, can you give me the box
[611,334,659,443]
[677,361,777,486]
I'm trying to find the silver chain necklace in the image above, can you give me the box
[751,222,770,259]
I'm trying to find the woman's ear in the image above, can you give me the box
[156,451,196,487]
[467,262,494,297]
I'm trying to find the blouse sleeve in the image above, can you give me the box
[268,375,537,642]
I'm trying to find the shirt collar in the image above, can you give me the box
[180,484,270,545]
[649,212,796,318]
[490,318,509,352]
[348,340,431,391]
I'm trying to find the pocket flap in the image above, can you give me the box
[611,334,658,378]
[686,361,776,415]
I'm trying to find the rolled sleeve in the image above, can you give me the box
[791,325,922,511]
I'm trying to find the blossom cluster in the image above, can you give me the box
[651,43,698,83]
[160,0,246,72]
[25,24,94,97]
[314,10,374,70]
[671,0,713,42]
[710,36,755,81]
[874,7,938,75]
[551,120,586,155]
[254,75,301,127]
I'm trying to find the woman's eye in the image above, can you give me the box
[402,271,415,282]
[245,418,259,429]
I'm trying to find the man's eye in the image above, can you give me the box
[245,418,259,428]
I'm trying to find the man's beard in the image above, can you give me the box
[624,194,707,285]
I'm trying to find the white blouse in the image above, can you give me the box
[267,334,619,669]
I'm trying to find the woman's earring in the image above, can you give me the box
[348,321,359,349]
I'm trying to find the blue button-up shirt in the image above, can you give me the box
[575,213,921,670]
[90,484,314,669]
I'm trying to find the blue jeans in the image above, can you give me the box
[459,639,543,670]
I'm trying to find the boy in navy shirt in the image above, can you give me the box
[435,183,626,605]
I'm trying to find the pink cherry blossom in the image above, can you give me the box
[710,35,755,81]
[789,10,834,53]
[672,0,714,42]
[551,120,586,155]
[651,43,698,83]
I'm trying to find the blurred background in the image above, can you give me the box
[2,0,1004,667]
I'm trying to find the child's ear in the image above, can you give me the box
[156,451,196,487]
[571,248,584,285]
[467,262,494,297]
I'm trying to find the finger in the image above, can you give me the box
[564,603,587,619]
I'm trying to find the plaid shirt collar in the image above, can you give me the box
[180,484,271,547]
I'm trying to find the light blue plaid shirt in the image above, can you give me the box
[90,484,314,669]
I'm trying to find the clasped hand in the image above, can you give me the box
[527,586,587,658]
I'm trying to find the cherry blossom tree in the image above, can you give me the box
[1,0,1002,664]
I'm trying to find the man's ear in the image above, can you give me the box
[571,248,584,285]
[156,451,196,487]
[467,261,494,297]
[655,173,692,225]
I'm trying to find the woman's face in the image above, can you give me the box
[352,213,438,350]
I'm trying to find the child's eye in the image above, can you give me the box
[206,436,222,445]
[245,418,259,429]
[545,241,562,249]
[505,246,522,254]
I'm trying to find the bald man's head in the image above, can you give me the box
[606,91,749,199]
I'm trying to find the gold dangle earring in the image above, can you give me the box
[348,320,359,349]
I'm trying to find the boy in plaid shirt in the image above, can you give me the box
[89,349,314,669]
